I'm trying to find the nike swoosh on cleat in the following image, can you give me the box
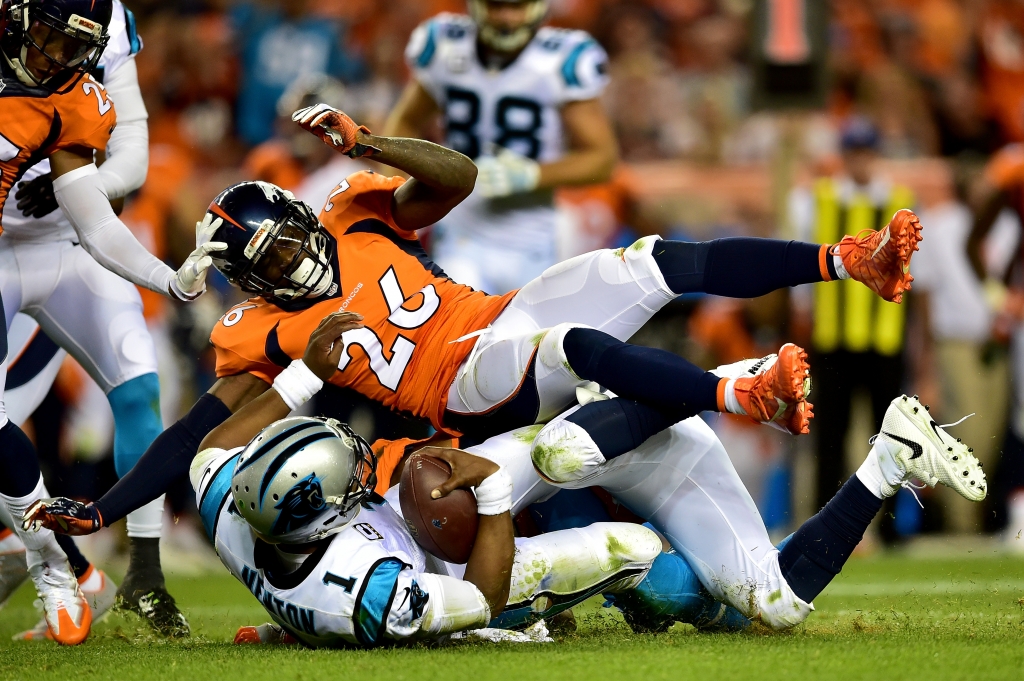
[882,431,923,459]
[928,420,944,441]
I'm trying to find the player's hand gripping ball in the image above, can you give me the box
[400,447,498,564]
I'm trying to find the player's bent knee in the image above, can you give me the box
[618,235,673,297]
[531,418,605,485]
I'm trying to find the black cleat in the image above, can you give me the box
[115,585,190,638]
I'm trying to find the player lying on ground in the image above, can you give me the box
[131,314,667,648]
[0,0,217,644]
[21,103,922,547]
[226,329,989,636]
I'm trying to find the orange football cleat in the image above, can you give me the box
[28,561,91,645]
[720,343,813,435]
[831,208,922,304]
[234,623,297,645]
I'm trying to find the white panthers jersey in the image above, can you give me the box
[405,14,608,252]
[1,0,141,243]
[191,447,461,648]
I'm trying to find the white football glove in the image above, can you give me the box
[170,214,228,300]
[475,146,541,198]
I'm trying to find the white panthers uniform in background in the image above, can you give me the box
[405,14,608,294]
[192,445,658,648]
[1,0,156,424]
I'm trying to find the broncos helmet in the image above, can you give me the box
[1,0,111,92]
[231,417,378,544]
[206,181,336,305]
[468,0,548,53]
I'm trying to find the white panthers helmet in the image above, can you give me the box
[231,417,377,544]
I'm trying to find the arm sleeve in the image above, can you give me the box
[412,573,491,637]
[97,58,149,199]
[53,164,174,295]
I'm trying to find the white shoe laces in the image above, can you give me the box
[869,411,977,509]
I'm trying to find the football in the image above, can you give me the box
[399,453,479,564]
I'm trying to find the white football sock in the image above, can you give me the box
[832,252,850,280]
[723,379,745,415]
[0,475,65,568]
[126,495,165,539]
[855,439,904,499]
[79,565,103,591]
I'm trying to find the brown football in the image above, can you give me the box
[399,453,478,564]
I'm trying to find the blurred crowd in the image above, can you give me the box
[26,0,1024,555]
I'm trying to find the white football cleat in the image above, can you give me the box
[234,622,297,645]
[15,566,116,642]
[24,558,91,645]
[0,530,28,610]
[875,395,987,502]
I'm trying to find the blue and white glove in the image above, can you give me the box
[475,146,541,198]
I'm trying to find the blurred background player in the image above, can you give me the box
[383,0,618,294]
[789,117,917,516]
[0,0,218,643]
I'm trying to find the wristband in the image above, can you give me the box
[473,467,513,516]
[273,360,324,410]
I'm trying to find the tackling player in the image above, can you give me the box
[22,104,923,549]
[383,0,617,294]
[0,0,219,644]
[0,0,188,639]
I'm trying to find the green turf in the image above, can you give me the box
[1,553,1022,681]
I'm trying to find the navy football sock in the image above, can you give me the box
[0,420,41,497]
[94,393,232,525]
[563,328,721,419]
[652,238,832,297]
[778,475,882,602]
[566,398,676,460]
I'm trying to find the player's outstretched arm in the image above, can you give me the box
[423,447,515,616]
[200,312,363,452]
[49,147,224,301]
[292,104,477,231]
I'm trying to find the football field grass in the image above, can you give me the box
[0,552,1022,681]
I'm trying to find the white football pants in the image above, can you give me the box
[420,412,813,630]
[0,238,158,425]
[447,236,676,422]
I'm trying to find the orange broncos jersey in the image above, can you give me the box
[211,170,517,433]
[0,68,116,232]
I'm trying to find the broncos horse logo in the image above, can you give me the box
[272,473,327,535]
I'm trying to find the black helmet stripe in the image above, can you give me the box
[257,431,335,508]
[236,420,321,473]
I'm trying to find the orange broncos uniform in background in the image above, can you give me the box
[0,72,116,228]
[211,171,516,432]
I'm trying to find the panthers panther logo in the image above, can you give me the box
[272,473,327,534]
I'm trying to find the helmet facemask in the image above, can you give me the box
[235,198,335,304]
[468,0,548,54]
[2,1,108,92]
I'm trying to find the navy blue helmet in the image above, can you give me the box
[1,0,112,92]
[206,181,336,306]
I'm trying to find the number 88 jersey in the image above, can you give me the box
[407,13,608,165]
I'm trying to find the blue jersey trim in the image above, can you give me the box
[123,6,141,55]
[416,21,437,68]
[200,453,240,540]
[561,39,594,88]
[352,558,406,646]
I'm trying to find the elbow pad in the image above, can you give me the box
[53,164,173,295]
[416,573,491,636]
